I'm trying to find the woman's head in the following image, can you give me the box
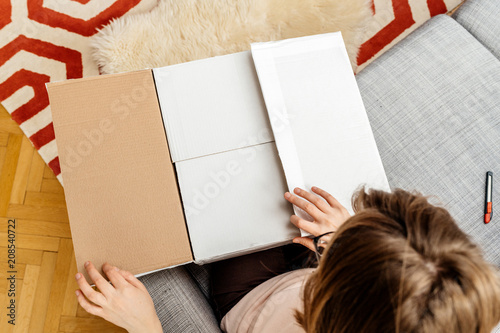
[297,188,500,333]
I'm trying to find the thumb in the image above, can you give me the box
[293,237,315,252]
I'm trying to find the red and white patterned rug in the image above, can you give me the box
[0,0,462,183]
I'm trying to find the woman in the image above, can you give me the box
[74,187,500,332]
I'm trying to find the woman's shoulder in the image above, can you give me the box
[221,268,315,333]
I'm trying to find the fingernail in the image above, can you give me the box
[294,187,300,194]
[114,266,120,271]
[75,290,80,296]
[75,273,81,280]
[84,261,89,268]
[311,186,317,191]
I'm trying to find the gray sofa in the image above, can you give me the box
[137,0,500,331]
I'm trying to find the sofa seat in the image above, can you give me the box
[358,13,500,267]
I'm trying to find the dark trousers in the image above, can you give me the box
[209,243,315,322]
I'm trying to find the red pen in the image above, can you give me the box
[484,171,493,224]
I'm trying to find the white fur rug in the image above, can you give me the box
[91,0,372,74]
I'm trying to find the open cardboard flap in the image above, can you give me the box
[47,70,193,282]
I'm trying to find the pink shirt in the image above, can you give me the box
[220,268,315,333]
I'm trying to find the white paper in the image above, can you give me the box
[251,32,390,235]
[153,51,274,162]
[175,142,300,261]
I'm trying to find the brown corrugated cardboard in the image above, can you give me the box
[47,70,193,282]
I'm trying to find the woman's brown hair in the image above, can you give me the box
[296,188,500,332]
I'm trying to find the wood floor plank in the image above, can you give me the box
[0,247,43,265]
[14,265,40,333]
[61,254,79,317]
[24,191,67,208]
[0,262,26,280]
[26,151,45,192]
[28,251,57,333]
[0,131,8,146]
[10,135,34,204]
[17,248,44,265]
[44,239,74,332]
[41,178,64,194]
[0,134,22,215]
[0,277,22,333]
[0,146,6,173]
[0,118,24,134]
[0,278,8,330]
[7,203,69,223]
[11,279,23,332]
[0,232,60,252]
[16,249,43,266]
[43,164,57,179]
[59,316,127,332]
[0,273,14,332]
[0,103,9,117]
[3,218,71,238]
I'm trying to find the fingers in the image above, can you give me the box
[284,191,323,220]
[293,187,331,212]
[84,261,114,297]
[311,186,341,207]
[75,270,107,307]
[292,237,315,251]
[117,269,147,292]
[290,215,320,235]
[75,289,104,317]
[102,262,128,290]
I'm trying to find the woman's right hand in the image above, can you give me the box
[284,186,351,251]
[75,261,163,333]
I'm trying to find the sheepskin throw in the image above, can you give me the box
[91,0,373,74]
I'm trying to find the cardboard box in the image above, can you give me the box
[47,32,389,282]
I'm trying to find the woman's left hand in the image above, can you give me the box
[285,186,351,251]
[75,261,162,333]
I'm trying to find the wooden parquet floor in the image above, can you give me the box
[0,104,126,332]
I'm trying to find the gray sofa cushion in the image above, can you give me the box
[357,14,500,266]
[452,0,500,59]
[185,262,212,300]
[138,267,220,332]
